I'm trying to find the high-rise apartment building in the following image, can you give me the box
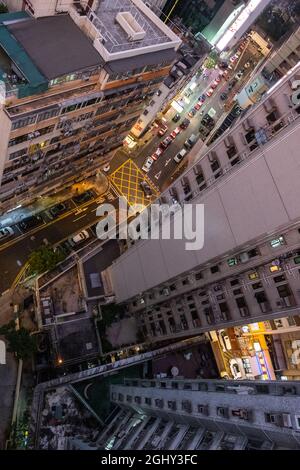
[0,0,181,211]
[104,62,300,343]
[106,378,300,449]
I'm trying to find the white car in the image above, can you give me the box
[0,226,14,241]
[70,229,90,245]
[142,157,154,173]
[102,164,110,172]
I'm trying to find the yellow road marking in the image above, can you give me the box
[110,159,159,206]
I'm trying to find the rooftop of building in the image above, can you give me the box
[83,239,121,298]
[7,14,103,81]
[0,11,48,96]
[92,0,174,53]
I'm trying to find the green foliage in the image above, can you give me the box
[0,3,8,14]
[28,246,66,274]
[0,321,37,360]
[204,50,218,69]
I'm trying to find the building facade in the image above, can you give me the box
[0,0,181,211]
[107,378,300,449]
[263,25,300,78]
[106,62,300,344]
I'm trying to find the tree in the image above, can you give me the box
[28,246,66,275]
[204,50,218,69]
[0,321,37,360]
[0,3,8,14]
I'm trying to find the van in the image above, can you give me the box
[184,133,197,149]
[174,148,187,163]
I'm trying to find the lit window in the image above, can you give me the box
[270,236,285,248]
[269,265,281,273]
[248,271,259,280]
[228,257,238,267]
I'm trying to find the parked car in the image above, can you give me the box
[69,229,90,246]
[235,71,244,81]
[73,190,94,205]
[48,203,68,219]
[102,163,110,172]
[228,78,237,90]
[194,101,203,110]
[174,148,187,163]
[172,113,181,123]
[198,94,206,102]
[140,181,152,198]
[206,87,214,97]
[218,61,229,69]
[188,108,197,118]
[220,92,228,101]
[142,157,154,173]
[180,118,190,129]
[151,147,163,161]
[184,133,198,149]
[0,226,14,241]
[18,215,43,233]
[230,54,239,63]
[170,127,181,139]
[158,123,168,136]
[160,135,173,149]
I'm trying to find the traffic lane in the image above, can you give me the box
[134,72,222,167]
[0,199,120,294]
[145,88,227,188]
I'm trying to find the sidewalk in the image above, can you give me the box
[0,173,109,229]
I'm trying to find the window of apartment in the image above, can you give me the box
[230,278,240,287]
[273,274,286,283]
[145,397,152,405]
[198,404,209,415]
[9,148,27,160]
[210,265,219,274]
[226,145,237,159]
[294,256,300,265]
[270,236,285,248]
[210,158,220,173]
[182,278,189,286]
[37,108,60,122]
[228,257,238,267]
[167,400,177,410]
[248,271,259,281]
[195,271,202,280]
[233,288,242,295]
[252,282,263,290]
[269,264,282,273]
[11,114,37,130]
[295,415,300,430]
